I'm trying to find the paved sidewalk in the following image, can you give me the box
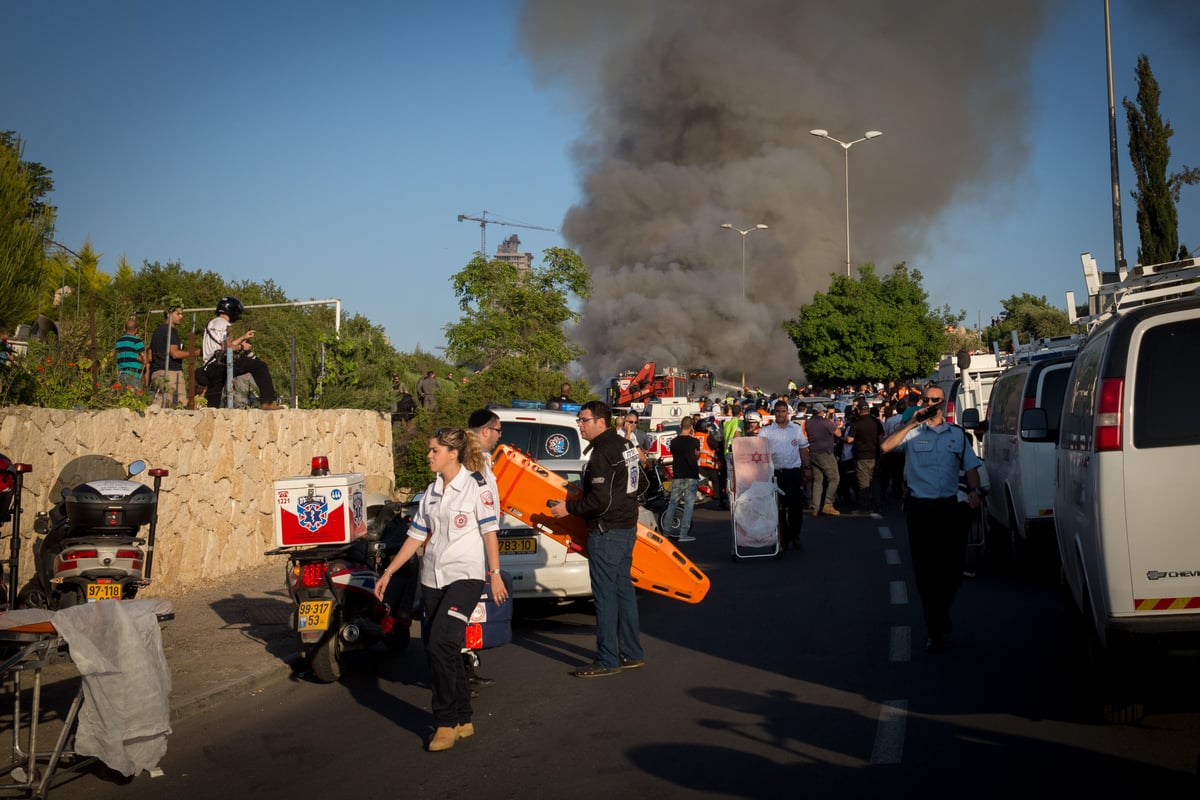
[151,562,301,720]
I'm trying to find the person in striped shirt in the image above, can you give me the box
[114,316,148,387]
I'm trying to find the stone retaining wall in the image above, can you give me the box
[0,406,394,596]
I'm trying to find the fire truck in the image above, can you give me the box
[607,363,713,408]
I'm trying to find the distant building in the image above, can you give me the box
[495,235,533,274]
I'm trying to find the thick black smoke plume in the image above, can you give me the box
[519,0,1047,387]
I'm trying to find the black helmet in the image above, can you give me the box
[216,296,244,322]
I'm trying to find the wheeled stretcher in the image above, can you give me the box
[491,445,710,603]
[728,438,781,559]
[0,601,173,798]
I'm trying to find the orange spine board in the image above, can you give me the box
[491,445,588,555]
[492,445,710,604]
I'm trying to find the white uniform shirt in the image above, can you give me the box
[408,466,499,589]
[757,420,810,469]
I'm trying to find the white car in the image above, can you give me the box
[489,405,658,600]
[490,406,591,600]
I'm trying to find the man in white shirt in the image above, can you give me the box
[201,296,282,410]
[756,400,813,551]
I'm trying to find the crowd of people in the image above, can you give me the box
[653,379,948,519]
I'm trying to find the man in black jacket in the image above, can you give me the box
[550,400,645,677]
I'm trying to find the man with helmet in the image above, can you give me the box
[201,296,283,410]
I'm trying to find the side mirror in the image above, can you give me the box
[956,348,972,370]
[960,408,981,429]
[1020,408,1050,441]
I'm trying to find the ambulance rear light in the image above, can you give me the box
[1095,378,1124,452]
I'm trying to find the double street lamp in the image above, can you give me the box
[809,129,882,276]
[720,222,768,391]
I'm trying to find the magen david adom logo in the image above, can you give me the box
[545,433,569,457]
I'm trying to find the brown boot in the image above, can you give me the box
[455,722,475,739]
[428,726,458,752]
[821,503,841,516]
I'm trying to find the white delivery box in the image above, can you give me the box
[273,472,368,547]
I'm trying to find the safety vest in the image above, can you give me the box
[722,417,741,454]
[698,433,720,470]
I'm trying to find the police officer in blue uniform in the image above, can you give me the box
[881,388,982,653]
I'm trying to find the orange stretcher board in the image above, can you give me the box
[491,445,710,603]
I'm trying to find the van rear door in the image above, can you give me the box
[1124,312,1200,612]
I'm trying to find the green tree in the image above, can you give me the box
[943,325,984,357]
[982,293,1073,351]
[0,135,55,330]
[443,247,591,371]
[783,263,946,385]
[1124,55,1200,264]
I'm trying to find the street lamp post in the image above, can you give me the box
[809,129,882,276]
[720,222,768,392]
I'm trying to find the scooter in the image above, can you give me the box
[267,459,419,683]
[18,460,168,610]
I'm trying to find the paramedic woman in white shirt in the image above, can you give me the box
[375,427,507,752]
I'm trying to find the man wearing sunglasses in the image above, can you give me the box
[550,401,644,677]
[881,390,983,653]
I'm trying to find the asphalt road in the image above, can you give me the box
[55,503,1200,799]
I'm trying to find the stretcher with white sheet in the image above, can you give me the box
[728,437,781,559]
[0,599,173,798]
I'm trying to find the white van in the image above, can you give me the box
[491,406,591,600]
[975,354,1075,567]
[933,353,1005,458]
[1055,295,1200,721]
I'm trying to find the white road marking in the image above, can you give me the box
[889,580,908,605]
[884,548,901,565]
[889,625,911,662]
[870,700,908,764]
[878,526,893,540]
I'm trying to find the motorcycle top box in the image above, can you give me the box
[64,479,158,533]
[273,472,368,547]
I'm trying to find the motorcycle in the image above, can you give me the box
[18,459,167,610]
[267,457,419,683]
[1,453,33,607]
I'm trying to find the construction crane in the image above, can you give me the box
[457,210,555,256]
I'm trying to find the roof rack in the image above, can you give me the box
[1069,253,1200,330]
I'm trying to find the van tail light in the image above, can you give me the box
[945,397,957,425]
[1022,396,1037,412]
[1095,377,1124,452]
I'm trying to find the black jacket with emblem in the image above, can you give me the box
[566,426,639,530]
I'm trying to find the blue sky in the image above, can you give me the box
[4,0,1197,365]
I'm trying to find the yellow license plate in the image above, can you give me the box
[87,583,122,601]
[499,537,538,555]
[298,600,333,631]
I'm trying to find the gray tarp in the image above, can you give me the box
[52,599,172,776]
